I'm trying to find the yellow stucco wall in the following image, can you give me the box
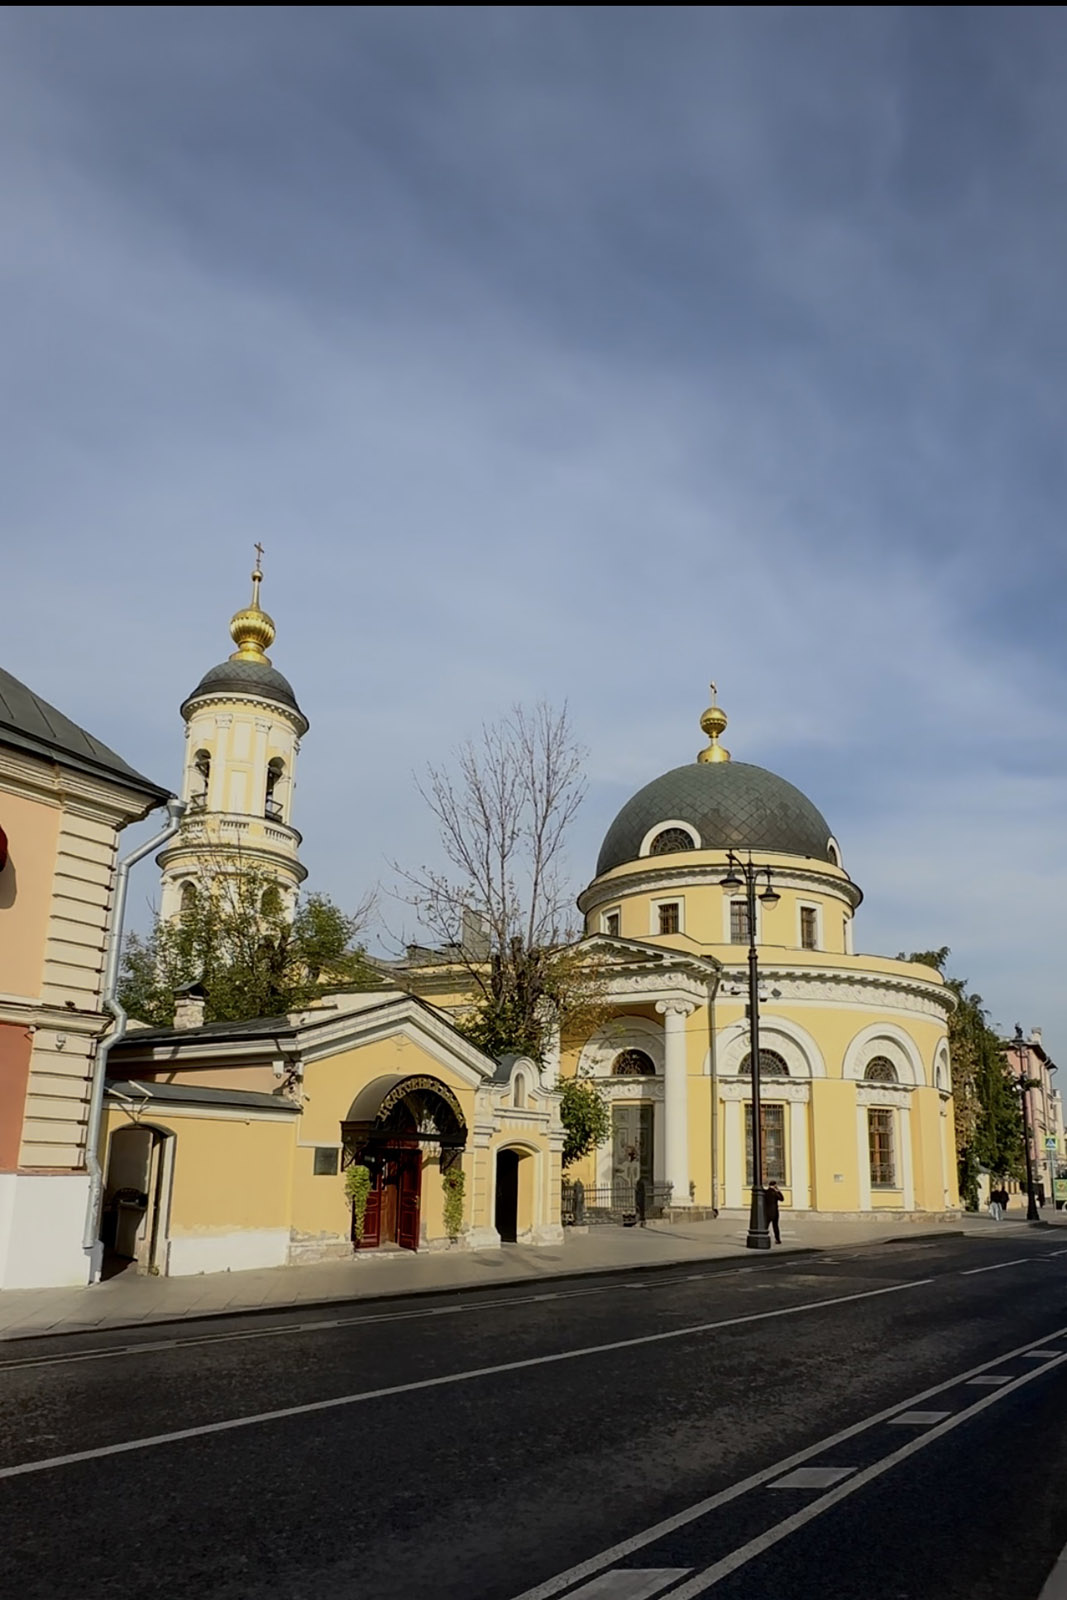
[0,788,60,1000]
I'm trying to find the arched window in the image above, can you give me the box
[261,884,283,917]
[180,881,198,918]
[649,827,697,856]
[827,841,840,867]
[513,1073,527,1109]
[740,1049,790,1077]
[265,758,284,819]
[192,749,211,808]
[864,1056,898,1084]
[612,1049,656,1077]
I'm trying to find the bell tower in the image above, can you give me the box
[158,551,309,922]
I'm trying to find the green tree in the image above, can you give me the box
[557,1077,611,1169]
[902,948,1023,1208]
[119,862,378,1027]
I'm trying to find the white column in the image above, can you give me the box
[856,1103,872,1211]
[789,1100,810,1210]
[656,1001,693,1204]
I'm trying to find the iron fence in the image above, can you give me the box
[561,1179,673,1227]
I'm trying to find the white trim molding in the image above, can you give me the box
[638,819,701,857]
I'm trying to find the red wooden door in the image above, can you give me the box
[397,1150,421,1252]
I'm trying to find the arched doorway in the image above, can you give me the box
[341,1075,468,1252]
[496,1149,520,1242]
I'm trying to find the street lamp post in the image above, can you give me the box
[720,850,780,1251]
[1012,1025,1041,1223]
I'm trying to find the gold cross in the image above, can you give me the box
[253,541,264,573]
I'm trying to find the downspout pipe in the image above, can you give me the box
[83,796,185,1282]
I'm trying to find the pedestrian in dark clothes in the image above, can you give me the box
[765,1181,784,1245]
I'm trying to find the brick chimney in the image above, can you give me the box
[173,982,208,1030]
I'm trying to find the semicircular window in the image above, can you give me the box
[864,1056,898,1084]
[612,1049,656,1077]
[649,827,697,856]
[739,1049,790,1077]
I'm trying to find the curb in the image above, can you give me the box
[0,1229,967,1346]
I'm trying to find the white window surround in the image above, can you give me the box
[651,896,684,936]
[578,1016,665,1078]
[827,836,843,869]
[638,818,701,857]
[712,1017,827,1080]
[723,894,761,945]
[797,901,821,951]
[601,906,622,936]
[842,1024,925,1088]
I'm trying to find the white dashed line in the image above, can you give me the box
[566,1571,691,1599]
[769,1466,855,1490]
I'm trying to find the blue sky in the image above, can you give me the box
[3,7,1066,1040]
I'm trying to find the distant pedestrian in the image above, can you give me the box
[997,1186,1010,1218]
[988,1187,1003,1222]
[765,1181,784,1245]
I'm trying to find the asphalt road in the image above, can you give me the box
[2,1231,1067,1600]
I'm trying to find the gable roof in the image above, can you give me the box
[0,665,169,803]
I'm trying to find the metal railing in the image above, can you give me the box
[561,1179,673,1227]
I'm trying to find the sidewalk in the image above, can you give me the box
[0,1211,1053,1344]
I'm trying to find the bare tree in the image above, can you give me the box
[396,703,604,1062]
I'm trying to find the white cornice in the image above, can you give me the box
[578,859,862,913]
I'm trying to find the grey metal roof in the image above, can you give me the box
[0,665,170,802]
[596,761,835,876]
[111,1014,296,1051]
[181,658,308,729]
[106,1079,300,1113]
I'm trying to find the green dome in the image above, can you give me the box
[596,761,835,876]
[182,659,308,731]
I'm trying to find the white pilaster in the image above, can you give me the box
[856,1103,872,1211]
[657,1000,693,1204]
[724,1098,744,1208]
[900,1107,915,1210]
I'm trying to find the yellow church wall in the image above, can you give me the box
[293,1036,481,1245]
[808,1080,862,1210]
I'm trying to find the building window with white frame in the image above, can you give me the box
[730,899,750,943]
[603,909,621,937]
[799,905,818,950]
[864,1056,898,1084]
[657,900,681,935]
[868,1108,896,1187]
[746,1104,786,1184]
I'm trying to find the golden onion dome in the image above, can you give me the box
[228,559,275,664]
[697,683,730,764]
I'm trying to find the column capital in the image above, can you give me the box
[656,999,695,1019]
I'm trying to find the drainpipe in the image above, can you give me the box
[83,796,185,1282]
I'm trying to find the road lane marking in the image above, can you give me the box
[967,1375,1011,1385]
[768,1467,855,1490]
[961,1258,1030,1274]
[507,1323,1067,1600]
[888,1410,951,1425]
[0,1235,1051,1374]
[1024,1350,1060,1360]
[661,1347,1067,1598]
[0,1279,932,1478]
[567,1572,690,1599]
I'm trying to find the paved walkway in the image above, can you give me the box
[1,1210,1058,1342]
